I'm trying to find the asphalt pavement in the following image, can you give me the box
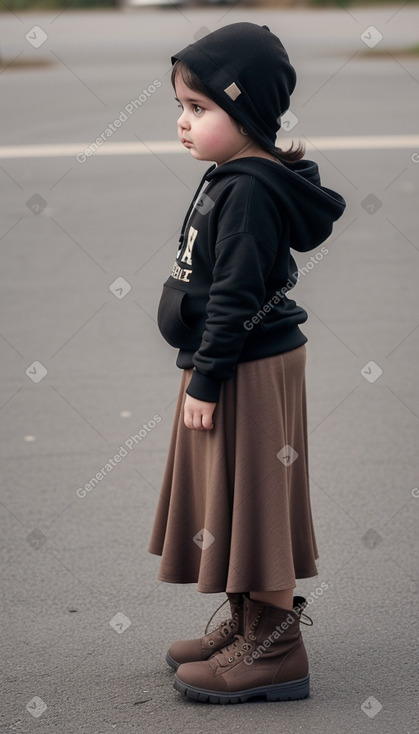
[1,5,419,734]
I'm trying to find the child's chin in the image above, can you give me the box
[189,149,211,162]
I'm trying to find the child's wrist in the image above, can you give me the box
[186,370,223,403]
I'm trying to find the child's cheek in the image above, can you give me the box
[204,125,228,152]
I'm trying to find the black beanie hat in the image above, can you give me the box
[171,22,297,151]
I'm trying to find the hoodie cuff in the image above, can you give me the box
[185,370,223,403]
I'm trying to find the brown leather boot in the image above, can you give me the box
[166,593,244,671]
[173,595,312,703]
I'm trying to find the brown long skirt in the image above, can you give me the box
[148,345,319,593]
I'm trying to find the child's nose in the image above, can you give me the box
[177,110,190,129]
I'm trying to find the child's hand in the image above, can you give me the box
[184,394,217,431]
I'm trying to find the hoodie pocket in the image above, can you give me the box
[157,283,198,350]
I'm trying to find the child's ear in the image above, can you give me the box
[239,126,249,136]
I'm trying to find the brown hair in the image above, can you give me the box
[171,59,305,165]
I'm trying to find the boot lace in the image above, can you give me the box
[204,598,239,637]
[216,634,251,662]
[204,598,312,650]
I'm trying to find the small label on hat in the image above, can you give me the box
[224,82,241,101]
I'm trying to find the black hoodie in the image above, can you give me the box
[157,156,346,402]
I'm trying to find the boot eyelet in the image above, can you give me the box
[209,640,214,646]
[242,643,251,651]
[248,633,256,641]
[228,656,234,662]
[235,651,242,657]
[223,626,229,635]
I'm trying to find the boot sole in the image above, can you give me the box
[173,674,310,704]
[166,652,180,671]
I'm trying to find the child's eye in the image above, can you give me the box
[175,100,204,115]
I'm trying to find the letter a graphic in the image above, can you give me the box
[181,226,198,266]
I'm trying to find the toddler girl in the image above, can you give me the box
[148,22,346,704]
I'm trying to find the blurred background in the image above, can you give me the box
[1,0,419,732]
[2,0,419,12]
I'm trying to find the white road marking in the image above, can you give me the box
[0,136,418,159]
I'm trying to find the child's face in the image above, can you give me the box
[175,74,259,166]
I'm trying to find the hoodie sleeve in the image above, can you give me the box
[185,176,281,402]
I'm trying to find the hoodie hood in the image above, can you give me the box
[204,156,346,252]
